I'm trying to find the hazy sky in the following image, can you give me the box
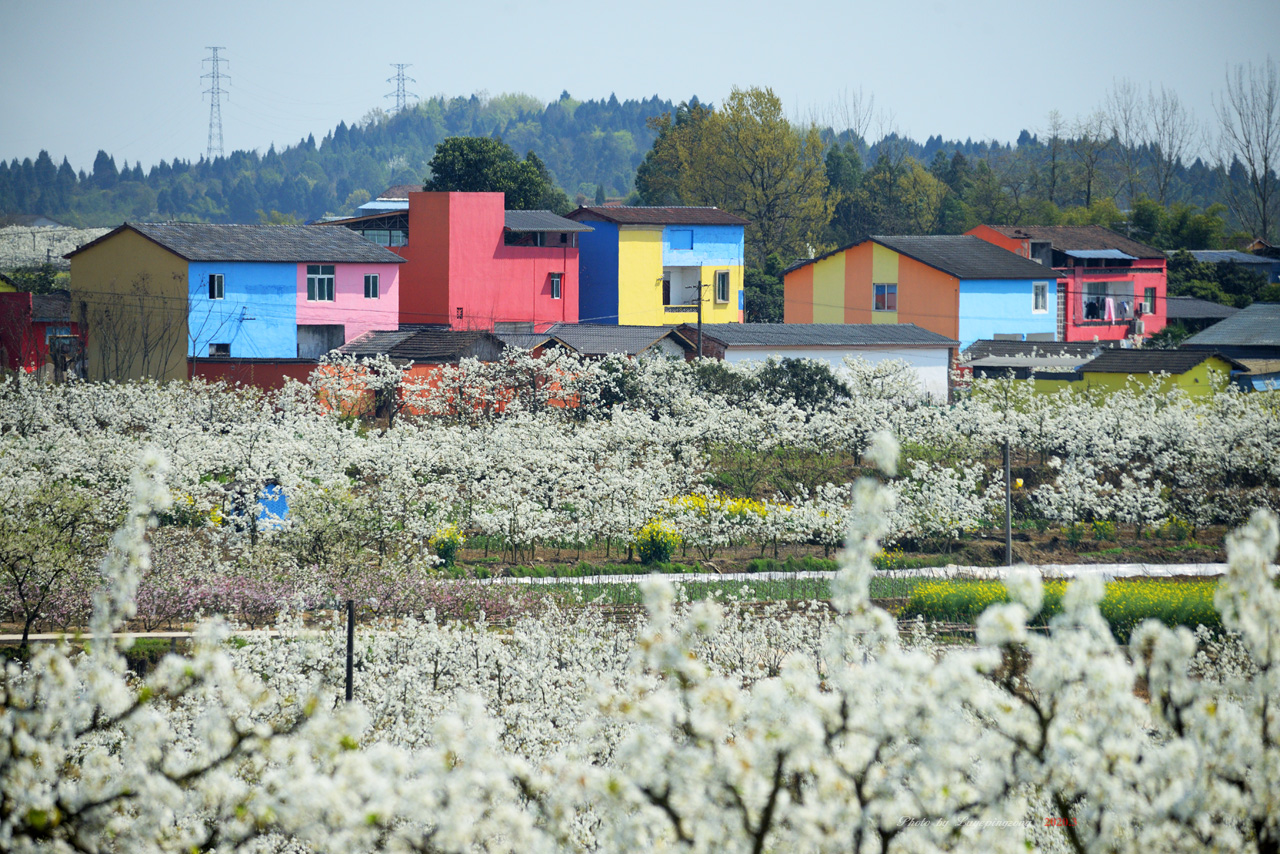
[2,0,1276,173]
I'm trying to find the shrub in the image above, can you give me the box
[429,524,465,567]
[633,520,681,565]
[1091,520,1118,542]
[1065,522,1088,545]
[1161,516,1194,541]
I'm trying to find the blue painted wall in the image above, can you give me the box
[661,224,744,267]
[957,278,1058,348]
[577,220,620,325]
[187,261,298,358]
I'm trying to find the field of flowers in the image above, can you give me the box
[906,577,1221,641]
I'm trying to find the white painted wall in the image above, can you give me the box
[722,346,952,399]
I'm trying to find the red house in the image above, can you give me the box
[326,192,591,332]
[0,290,84,377]
[968,225,1168,342]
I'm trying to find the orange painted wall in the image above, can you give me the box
[896,254,960,340]
[783,263,813,323]
[967,225,1027,257]
[842,241,875,324]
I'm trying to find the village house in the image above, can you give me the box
[564,206,747,326]
[967,225,1168,342]
[323,191,590,332]
[0,289,83,378]
[783,234,1056,348]
[65,222,404,381]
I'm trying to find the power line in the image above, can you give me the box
[202,47,229,160]
[385,64,417,113]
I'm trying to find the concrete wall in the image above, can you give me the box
[722,344,952,400]
[69,227,189,381]
[957,278,1057,348]
[577,220,619,324]
[188,260,297,359]
[295,261,400,347]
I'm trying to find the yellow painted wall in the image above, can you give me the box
[0,276,15,293]
[69,228,189,382]
[617,227,666,325]
[871,243,898,284]
[1033,357,1236,398]
[811,251,845,323]
[617,227,745,326]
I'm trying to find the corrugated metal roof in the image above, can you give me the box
[982,225,1164,260]
[565,206,749,226]
[494,332,553,350]
[690,322,957,348]
[963,339,1117,361]
[1183,303,1280,347]
[869,235,1058,280]
[503,210,594,232]
[544,323,691,356]
[67,222,406,264]
[1164,296,1239,322]
[356,200,410,213]
[1064,249,1137,261]
[1081,349,1246,374]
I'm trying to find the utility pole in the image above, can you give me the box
[386,64,417,113]
[202,47,228,160]
[696,280,703,358]
[345,599,355,702]
[1004,440,1013,567]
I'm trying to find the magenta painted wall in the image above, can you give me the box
[296,261,401,344]
[440,193,579,332]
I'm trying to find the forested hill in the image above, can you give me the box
[0,89,1232,229]
[0,92,675,227]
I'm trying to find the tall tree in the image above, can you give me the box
[634,99,713,206]
[1146,84,1200,205]
[677,87,835,266]
[424,137,568,212]
[1069,111,1113,208]
[1105,79,1148,208]
[1216,58,1280,241]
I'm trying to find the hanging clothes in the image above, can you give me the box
[1104,297,1116,322]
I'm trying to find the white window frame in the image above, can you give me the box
[550,272,562,300]
[208,273,224,300]
[307,264,335,301]
[714,270,730,303]
[873,283,897,311]
[1033,281,1048,313]
[364,274,379,299]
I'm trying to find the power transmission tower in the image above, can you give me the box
[202,47,229,160]
[386,64,417,113]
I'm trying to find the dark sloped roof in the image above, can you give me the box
[565,206,749,226]
[1081,349,1246,375]
[494,332,553,350]
[689,322,957,348]
[544,323,691,356]
[30,291,71,322]
[66,222,406,264]
[1164,296,1239,322]
[377,184,422,200]
[963,339,1118,361]
[339,328,508,361]
[983,225,1164,260]
[1180,250,1277,266]
[503,210,594,232]
[1182,303,1280,347]
[870,235,1058,280]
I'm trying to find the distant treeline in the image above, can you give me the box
[0,89,1258,242]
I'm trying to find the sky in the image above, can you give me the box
[1,0,1277,174]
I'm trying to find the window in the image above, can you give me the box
[208,343,230,358]
[364,274,379,299]
[306,265,334,301]
[1144,287,1156,314]
[1033,281,1048,313]
[208,273,224,300]
[550,273,562,300]
[715,270,730,303]
[662,274,672,306]
[873,283,897,311]
[456,307,464,319]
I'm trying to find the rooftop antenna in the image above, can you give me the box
[202,47,228,160]
[386,63,417,113]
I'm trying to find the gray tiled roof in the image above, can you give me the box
[544,323,691,356]
[691,322,958,348]
[1081,349,1246,374]
[1180,250,1277,266]
[340,328,507,361]
[869,235,1058,280]
[504,210,594,232]
[67,222,406,264]
[1182,303,1280,347]
[565,206,749,226]
[963,339,1117,361]
[982,225,1164,259]
[494,332,553,349]
[1164,296,1239,322]
[30,291,71,322]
